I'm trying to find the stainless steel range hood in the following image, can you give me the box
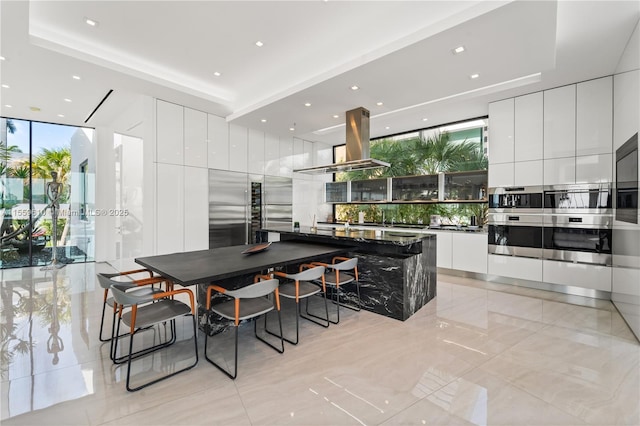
[294,107,390,174]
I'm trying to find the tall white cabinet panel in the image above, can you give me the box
[514,92,543,161]
[576,77,613,156]
[544,157,575,185]
[293,138,305,172]
[264,134,280,176]
[156,100,184,165]
[451,233,487,273]
[613,70,640,150]
[247,129,265,175]
[575,153,612,183]
[514,160,543,186]
[208,115,229,170]
[183,167,209,251]
[156,163,184,254]
[280,136,294,177]
[183,108,207,168]
[488,98,514,164]
[544,85,576,159]
[488,162,514,187]
[229,124,248,173]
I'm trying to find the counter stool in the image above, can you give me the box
[311,256,360,324]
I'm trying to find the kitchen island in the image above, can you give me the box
[258,226,436,321]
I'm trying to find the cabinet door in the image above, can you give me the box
[488,162,514,187]
[229,124,248,173]
[184,166,209,251]
[613,70,639,151]
[544,85,576,159]
[543,260,612,292]
[452,232,487,274]
[514,160,543,186]
[156,163,184,254]
[156,100,184,165]
[184,108,207,168]
[433,231,452,269]
[208,114,229,170]
[544,157,575,185]
[577,76,613,156]
[488,99,514,164]
[264,134,280,176]
[515,92,543,161]
[575,153,612,183]
[247,129,265,175]
[488,254,542,281]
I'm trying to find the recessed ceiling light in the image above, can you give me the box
[0,56,5,61]
[453,46,465,54]
[385,126,390,130]
[64,98,72,102]
[304,103,311,107]
[470,73,480,79]
[422,118,429,122]
[255,41,264,47]
[376,102,383,106]
[72,75,81,80]
[213,71,221,77]
[4,104,12,108]
[350,85,359,91]
[1,84,9,88]
[30,106,41,112]
[58,114,65,118]
[289,127,295,131]
[332,114,339,118]
[261,119,267,123]
[85,17,98,26]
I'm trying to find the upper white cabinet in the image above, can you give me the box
[208,114,229,170]
[613,70,639,150]
[544,85,576,159]
[515,92,543,161]
[183,108,207,168]
[156,100,184,165]
[264,134,280,176]
[488,162,514,187]
[514,160,543,186]
[576,76,613,156]
[488,98,514,164]
[247,129,265,175]
[229,124,248,173]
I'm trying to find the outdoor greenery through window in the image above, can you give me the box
[332,118,488,226]
[1,117,95,269]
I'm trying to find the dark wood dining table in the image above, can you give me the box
[134,241,349,287]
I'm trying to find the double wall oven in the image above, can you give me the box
[488,186,544,259]
[488,184,613,266]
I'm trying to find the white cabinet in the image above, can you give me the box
[488,162,514,187]
[229,124,248,173]
[183,166,209,251]
[156,100,184,165]
[279,136,294,177]
[488,98,514,164]
[264,134,280,176]
[515,92,543,161]
[514,160,543,186]
[488,254,543,282]
[544,157,575,185]
[575,153,612,183]
[208,114,229,170]
[184,108,207,168]
[452,232,487,274]
[543,260,612,292]
[431,231,453,269]
[576,76,613,156]
[544,85,576,159]
[613,70,639,151]
[156,163,184,254]
[247,129,265,175]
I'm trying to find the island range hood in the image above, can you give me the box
[293,107,390,174]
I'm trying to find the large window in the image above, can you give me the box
[1,117,95,269]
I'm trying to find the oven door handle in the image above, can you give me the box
[507,216,520,221]
[568,217,583,223]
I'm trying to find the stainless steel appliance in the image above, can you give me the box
[488,213,543,258]
[488,186,543,214]
[543,183,612,214]
[615,132,638,224]
[542,214,612,265]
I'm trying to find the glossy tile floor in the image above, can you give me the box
[1,262,639,425]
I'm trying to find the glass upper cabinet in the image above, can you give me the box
[443,170,487,202]
[325,181,348,203]
[392,175,439,202]
[350,178,388,202]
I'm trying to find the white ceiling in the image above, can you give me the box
[1,1,638,145]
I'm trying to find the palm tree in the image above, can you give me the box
[32,147,71,186]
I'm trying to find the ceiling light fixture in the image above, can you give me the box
[0,56,5,61]
[255,41,264,47]
[289,127,295,131]
[453,45,465,54]
[304,103,311,107]
[261,119,267,123]
[422,118,429,122]
[470,73,480,79]
[85,17,98,26]
[376,102,383,106]
[350,85,359,91]
[1,84,9,89]
[385,126,390,130]
[213,71,221,77]
[72,75,81,80]
[4,104,12,108]
[64,98,72,102]
[30,106,41,112]
[332,114,339,118]
[58,114,65,118]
